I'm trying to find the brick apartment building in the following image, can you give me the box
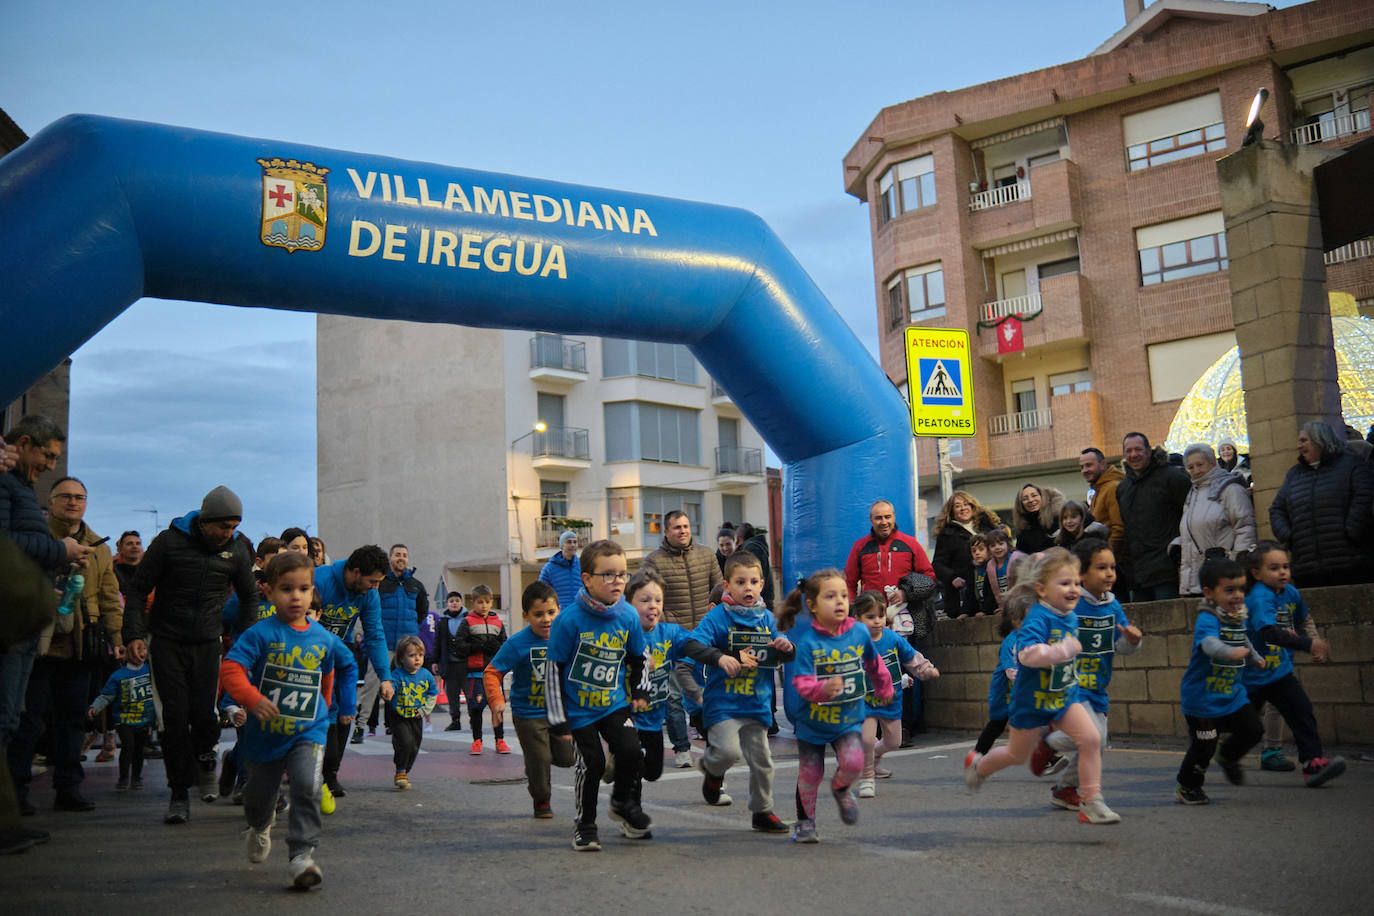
[844,0,1374,523]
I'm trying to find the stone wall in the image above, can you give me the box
[918,584,1374,746]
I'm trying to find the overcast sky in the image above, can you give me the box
[2,0,1296,544]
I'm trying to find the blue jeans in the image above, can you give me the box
[664,678,690,752]
[0,636,39,749]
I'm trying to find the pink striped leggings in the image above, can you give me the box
[795,731,864,820]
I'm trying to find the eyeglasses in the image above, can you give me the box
[593,571,629,584]
[51,493,87,502]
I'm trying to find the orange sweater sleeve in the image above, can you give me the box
[220,659,266,709]
[482,664,506,707]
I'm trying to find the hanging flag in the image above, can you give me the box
[998,316,1024,354]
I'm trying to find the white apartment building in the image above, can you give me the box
[317,317,769,614]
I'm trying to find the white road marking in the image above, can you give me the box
[1118,893,1285,916]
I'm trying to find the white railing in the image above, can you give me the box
[988,408,1053,435]
[981,292,1042,322]
[969,180,1031,211]
[1290,110,1371,145]
[1325,237,1374,265]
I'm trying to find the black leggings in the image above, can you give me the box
[390,713,423,774]
[571,708,641,824]
[1247,673,1323,763]
[974,717,1008,755]
[1178,706,1263,789]
[115,725,150,780]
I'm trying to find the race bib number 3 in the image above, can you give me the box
[1078,615,1115,656]
[728,630,779,668]
[260,664,322,720]
[817,658,863,705]
[570,642,624,693]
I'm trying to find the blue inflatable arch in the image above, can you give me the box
[0,115,916,580]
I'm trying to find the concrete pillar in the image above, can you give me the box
[1216,139,1342,537]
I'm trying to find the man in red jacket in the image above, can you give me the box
[843,500,934,600]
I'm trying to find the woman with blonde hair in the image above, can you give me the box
[932,490,1004,618]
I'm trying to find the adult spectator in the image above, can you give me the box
[1177,444,1256,596]
[121,485,257,825]
[1079,448,1126,562]
[1116,432,1190,602]
[1270,420,1374,588]
[537,530,581,610]
[643,510,722,766]
[931,490,1002,618]
[112,531,143,600]
[733,522,774,610]
[8,476,123,814]
[358,544,430,729]
[1010,483,1063,555]
[1216,439,1252,486]
[1344,424,1372,465]
[714,523,735,577]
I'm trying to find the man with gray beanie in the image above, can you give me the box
[123,485,256,825]
[537,529,582,610]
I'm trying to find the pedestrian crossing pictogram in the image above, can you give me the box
[918,358,963,406]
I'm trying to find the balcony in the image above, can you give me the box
[1325,237,1374,265]
[1290,111,1371,146]
[714,446,763,489]
[525,425,591,474]
[976,272,1090,360]
[969,158,1080,252]
[986,390,1104,466]
[710,379,740,414]
[536,516,592,550]
[528,333,588,386]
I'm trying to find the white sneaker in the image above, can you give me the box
[1077,795,1121,825]
[674,750,693,768]
[288,852,323,888]
[857,778,876,798]
[712,781,733,806]
[964,752,986,793]
[243,826,271,864]
[873,765,893,779]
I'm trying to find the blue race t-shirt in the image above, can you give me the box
[546,593,647,731]
[789,619,878,744]
[97,663,156,727]
[489,626,554,720]
[314,559,389,677]
[223,590,276,637]
[692,602,784,729]
[987,631,1018,720]
[864,628,915,721]
[1180,608,1251,717]
[388,666,438,718]
[224,617,357,762]
[1244,584,1308,688]
[1073,592,1131,715]
[633,620,693,731]
[1009,602,1080,728]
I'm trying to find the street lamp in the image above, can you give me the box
[1242,87,1269,147]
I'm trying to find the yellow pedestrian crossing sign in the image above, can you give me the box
[904,327,976,437]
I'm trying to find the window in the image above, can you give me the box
[889,263,945,330]
[1027,150,1060,169]
[602,339,697,384]
[877,154,936,224]
[1123,92,1226,171]
[639,488,704,540]
[1049,370,1092,396]
[539,480,568,518]
[1146,332,1236,402]
[1038,257,1080,280]
[1136,212,1228,286]
[720,493,743,527]
[887,282,904,330]
[603,401,700,464]
[1011,379,1037,414]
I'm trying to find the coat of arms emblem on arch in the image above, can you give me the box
[258,158,328,252]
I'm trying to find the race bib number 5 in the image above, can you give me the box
[260,664,322,720]
[570,642,624,693]
[818,658,863,705]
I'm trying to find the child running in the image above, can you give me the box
[781,571,892,842]
[684,550,794,835]
[964,588,1031,774]
[220,552,358,888]
[1041,538,1142,811]
[388,634,439,790]
[1176,557,1267,803]
[1242,542,1345,787]
[453,585,508,755]
[545,539,652,851]
[856,591,938,798]
[88,639,155,792]
[964,547,1120,824]
[485,581,575,819]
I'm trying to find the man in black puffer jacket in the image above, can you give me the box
[1116,433,1189,603]
[1270,420,1374,588]
[122,486,256,825]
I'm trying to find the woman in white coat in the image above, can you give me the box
[1178,443,1257,595]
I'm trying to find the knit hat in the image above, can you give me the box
[200,485,243,522]
[558,529,579,547]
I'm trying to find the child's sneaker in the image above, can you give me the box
[674,750,693,768]
[1303,756,1346,788]
[700,765,725,806]
[320,783,335,815]
[394,772,411,791]
[1029,736,1056,777]
[533,798,553,819]
[495,739,511,754]
[832,783,859,825]
[1047,753,1070,776]
[243,825,271,863]
[469,739,483,755]
[609,799,653,839]
[288,853,322,889]
[1050,785,1081,810]
[751,811,789,833]
[1260,748,1296,772]
[115,776,130,793]
[1175,784,1210,805]
[130,776,143,791]
[1217,755,1245,786]
[792,818,819,843]
[95,748,115,763]
[857,778,876,798]
[1077,795,1122,824]
[275,794,290,816]
[964,752,986,793]
[572,822,601,851]
[873,765,893,779]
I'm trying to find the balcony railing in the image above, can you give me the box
[969,180,1031,212]
[981,291,1042,322]
[529,333,587,373]
[715,446,763,476]
[988,408,1053,435]
[1290,110,1371,145]
[711,380,729,400]
[536,516,592,550]
[1325,237,1374,265]
[529,426,590,460]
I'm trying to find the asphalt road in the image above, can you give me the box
[9,719,1372,915]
